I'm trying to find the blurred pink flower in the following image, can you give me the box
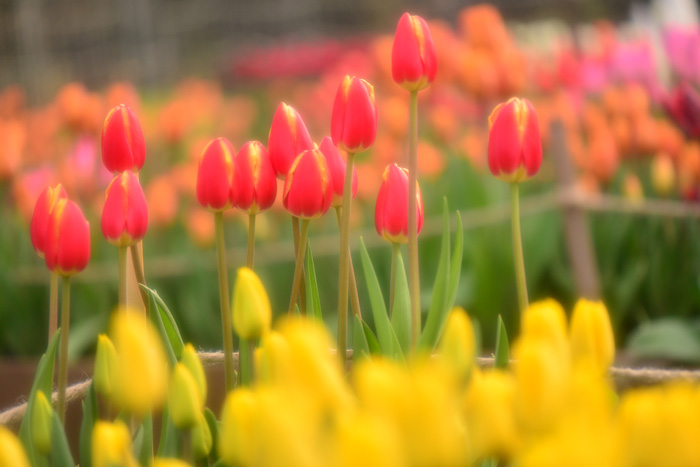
[663,26,700,83]
[611,40,656,86]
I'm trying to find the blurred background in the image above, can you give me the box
[2,0,700,369]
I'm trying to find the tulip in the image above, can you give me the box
[102,171,149,247]
[196,137,236,212]
[94,334,118,398]
[283,148,333,220]
[191,412,213,459]
[101,104,146,173]
[153,460,193,467]
[521,299,569,358]
[391,13,438,92]
[169,363,203,429]
[92,421,138,467]
[44,199,90,277]
[319,136,357,207]
[0,426,30,467]
[219,389,257,466]
[438,307,476,384]
[375,164,424,244]
[31,390,53,456]
[268,102,314,179]
[331,76,377,154]
[663,83,700,139]
[569,299,615,374]
[651,153,676,196]
[181,343,207,404]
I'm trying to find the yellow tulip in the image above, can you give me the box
[31,390,53,456]
[152,460,192,467]
[0,426,30,467]
[169,363,203,429]
[521,299,568,356]
[191,412,213,460]
[92,420,138,467]
[232,267,272,340]
[181,343,207,404]
[438,307,476,384]
[94,333,117,398]
[569,299,615,373]
[219,389,257,466]
[256,330,292,385]
[334,412,403,467]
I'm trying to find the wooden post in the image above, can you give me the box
[550,120,601,300]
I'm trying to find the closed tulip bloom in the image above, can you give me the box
[196,137,236,212]
[31,391,53,456]
[0,426,30,467]
[92,421,138,467]
[169,363,203,429]
[30,183,68,258]
[487,97,542,183]
[232,267,272,340]
[391,13,438,91]
[102,171,148,247]
[45,199,91,276]
[101,104,146,173]
[375,164,424,244]
[569,299,615,373]
[233,140,277,214]
[268,102,314,179]
[181,343,207,404]
[94,334,118,398]
[331,76,377,154]
[319,136,357,207]
[282,148,333,219]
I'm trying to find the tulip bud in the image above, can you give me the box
[651,153,675,196]
[169,363,203,429]
[181,343,207,404]
[92,420,137,467]
[44,199,91,276]
[391,13,438,92]
[101,104,146,173]
[521,299,569,357]
[570,299,615,374]
[319,136,358,207]
[94,334,118,398]
[102,171,148,247]
[331,76,377,154]
[282,148,333,219]
[152,460,192,467]
[233,141,277,214]
[196,137,236,212]
[438,307,476,383]
[0,426,30,467]
[232,267,272,340]
[191,412,213,459]
[487,97,542,183]
[268,103,314,179]
[30,184,68,258]
[375,164,424,244]
[256,331,292,385]
[219,389,257,466]
[31,390,53,456]
[623,173,644,202]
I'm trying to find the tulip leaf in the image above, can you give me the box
[141,285,184,365]
[294,303,301,317]
[19,330,60,467]
[204,408,220,463]
[494,315,509,369]
[390,250,411,355]
[79,383,98,467]
[137,413,154,466]
[362,321,382,355]
[304,242,323,323]
[445,211,464,320]
[157,405,178,457]
[353,315,370,361]
[49,410,75,467]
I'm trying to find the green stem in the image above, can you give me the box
[239,338,255,386]
[407,90,420,349]
[334,206,361,319]
[181,428,192,464]
[291,217,307,313]
[130,243,150,317]
[57,275,71,425]
[337,152,356,363]
[247,214,256,269]
[288,219,310,315]
[390,243,400,317]
[215,212,235,392]
[510,183,529,313]
[48,271,58,344]
[118,246,127,308]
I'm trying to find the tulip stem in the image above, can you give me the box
[288,218,310,315]
[57,275,71,425]
[408,90,420,349]
[510,183,529,313]
[215,212,235,392]
[334,206,361,319]
[48,271,58,344]
[247,214,256,269]
[130,243,150,317]
[390,243,400,317]
[291,217,307,313]
[239,338,255,386]
[337,152,356,364]
[181,429,192,464]
[118,246,127,308]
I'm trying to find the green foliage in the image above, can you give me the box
[494,315,509,369]
[304,242,323,323]
[79,383,98,467]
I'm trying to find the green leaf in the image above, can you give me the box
[627,318,700,363]
[304,242,323,323]
[140,285,184,361]
[204,408,220,463]
[19,330,60,467]
[294,303,301,317]
[390,251,411,355]
[362,321,381,355]
[79,383,98,467]
[445,211,464,317]
[494,315,509,369]
[138,413,153,466]
[157,405,178,457]
[353,315,370,361]
[48,410,75,467]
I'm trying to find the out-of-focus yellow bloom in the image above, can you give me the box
[191,412,213,460]
[110,310,168,416]
[152,460,192,467]
[334,412,404,467]
[92,420,138,467]
[232,267,272,340]
[651,153,675,197]
[569,299,615,374]
[31,390,53,455]
[181,343,207,404]
[0,425,30,467]
[169,363,203,429]
[94,333,117,398]
[256,330,292,385]
[622,173,644,202]
[219,389,257,466]
[438,307,475,384]
[521,299,568,357]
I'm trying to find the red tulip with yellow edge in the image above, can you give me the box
[391,13,438,92]
[319,136,357,208]
[101,104,146,173]
[45,198,91,277]
[268,102,314,180]
[234,141,277,215]
[331,76,377,154]
[196,137,237,212]
[102,171,148,247]
[375,164,423,245]
[30,184,68,258]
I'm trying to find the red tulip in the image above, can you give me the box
[102,171,149,247]
[663,82,700,139]
[487,97,542,183]
[233,140,277,214]
[318,136,357,207]
[30,184,68,258]
[391,13,438,92]
[375,164,423,244]
[101,104,146,173]
[268,103,314,179]
[196,137,236,212]
[45,199,90,276]
[331,76,377,154]
[282,148,333,219]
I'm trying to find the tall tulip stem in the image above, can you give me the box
[334,206,361,319]
[57,275,71,425]
[337,152,356,363]
[510,183,529,313]
[48,271,58,344]
[288,218,310,315]
[130,243,150,316]
[247,214,256,269]
[291,217,307,312]
[215,212,235,392]
[118,246,127,307]
[390,243,400,317]
[407,90,420,349]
